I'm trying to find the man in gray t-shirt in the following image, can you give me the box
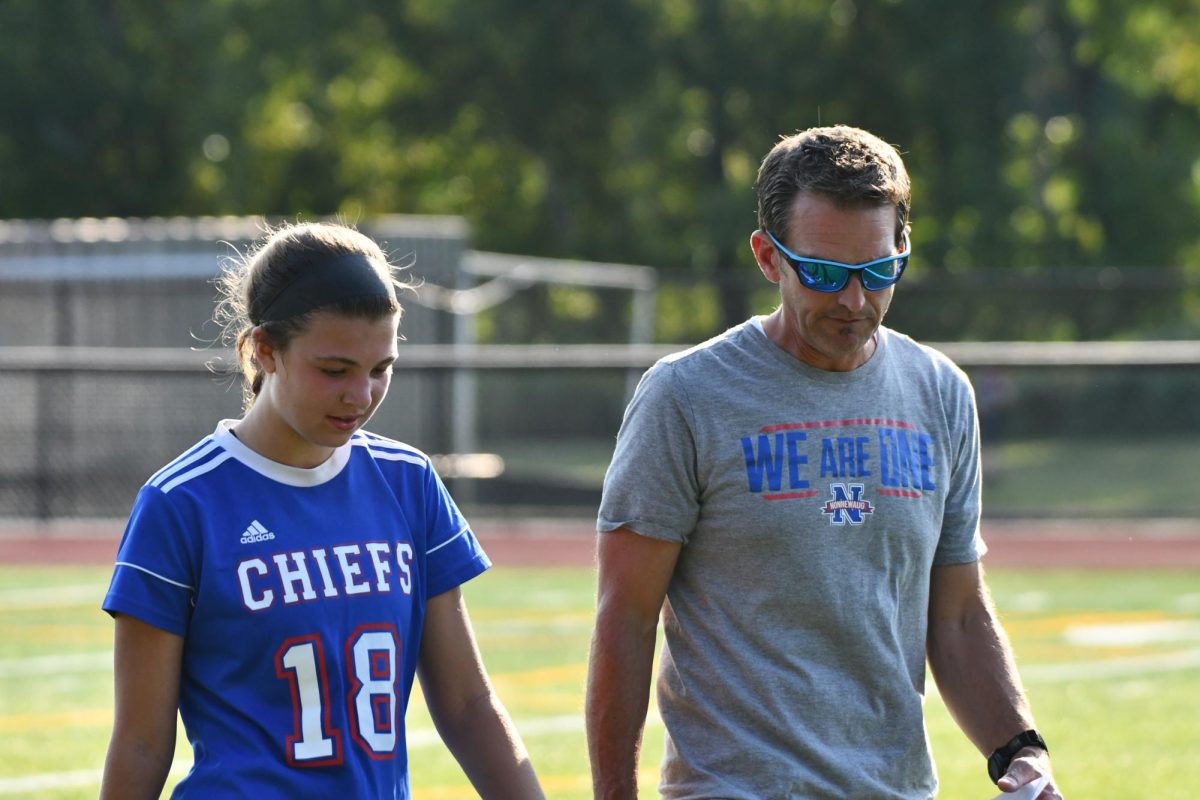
[586,126,1061,800]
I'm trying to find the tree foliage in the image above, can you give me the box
[2,0,1198,339]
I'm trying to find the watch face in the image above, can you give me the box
[1016,730,1048,753]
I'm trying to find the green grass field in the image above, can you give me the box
[2,564,1198,798]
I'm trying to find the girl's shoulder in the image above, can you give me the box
[350,430,433,470]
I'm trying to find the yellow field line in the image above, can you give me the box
[494,662,587,686]
[401,770,657,799]
[1001,609,1173,634]
[0,707,111,734]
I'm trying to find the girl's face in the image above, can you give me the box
[250,310,400,468]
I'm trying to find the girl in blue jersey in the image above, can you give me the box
[100,222,544,799]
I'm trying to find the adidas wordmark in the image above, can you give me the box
[240,520,276,544]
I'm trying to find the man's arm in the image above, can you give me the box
[586,527,681,799]
[926,561,1062,798]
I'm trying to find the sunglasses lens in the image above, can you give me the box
[861,256,907,290]
[798,262,850,292]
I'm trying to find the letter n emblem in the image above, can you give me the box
[822,483,874,526]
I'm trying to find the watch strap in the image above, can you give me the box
[987,729,1048,784]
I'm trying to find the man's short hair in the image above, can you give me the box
[755,125,911,245]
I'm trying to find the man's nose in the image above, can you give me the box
[837,272,868,311]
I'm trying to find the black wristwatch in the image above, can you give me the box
[987,729,1048,784]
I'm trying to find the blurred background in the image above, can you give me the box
[2,0,1199,523]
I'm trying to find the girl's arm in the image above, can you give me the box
[99,614,184,800]
[417,587,544,799]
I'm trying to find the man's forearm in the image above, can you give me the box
[586,616,658,798]
[927,606,1035,754]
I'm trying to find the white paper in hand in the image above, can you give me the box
[990,773,1050,800]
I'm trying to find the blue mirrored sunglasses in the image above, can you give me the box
[765,230,910,293]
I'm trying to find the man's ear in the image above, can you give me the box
[249,326,280,374]
[750,230,783,284]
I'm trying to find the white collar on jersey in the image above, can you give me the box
[213,420,353,487]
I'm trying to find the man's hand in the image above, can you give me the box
[996,747,1062,799]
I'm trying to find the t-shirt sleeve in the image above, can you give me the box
[102,485,198,637]
[933,372,987,565]
[421,464,491,598]
[597,361,699,544]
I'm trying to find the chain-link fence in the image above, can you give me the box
[2,342,1199,521]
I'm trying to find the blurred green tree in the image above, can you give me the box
[2,0,1197,340]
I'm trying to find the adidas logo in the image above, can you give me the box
[240,520,276,545]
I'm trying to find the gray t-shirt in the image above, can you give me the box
[598,320,984,799]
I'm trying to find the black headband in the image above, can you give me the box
[256,252,393,323]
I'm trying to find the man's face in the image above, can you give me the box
[751,192,899,371]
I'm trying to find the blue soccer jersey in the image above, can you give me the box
[102,421,491,798]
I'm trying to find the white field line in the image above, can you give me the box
[0,584,104,609]
[0,651,111,677]
[1064,620,1200,647]
[1019,647,1200,683]
[0,761,189,795]
[406,712,604,747]
[0,768,101,795]
[479,618,594,636]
